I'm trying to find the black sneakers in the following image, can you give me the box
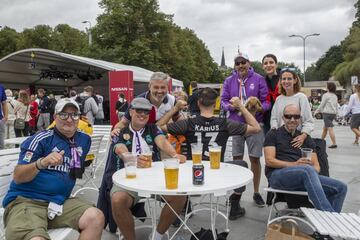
[229,203,246,220]
[253,193,265,207]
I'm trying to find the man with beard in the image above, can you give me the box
[112,72,180,136]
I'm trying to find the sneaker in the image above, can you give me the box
[328,144,338,149]
[253,193,265,207]
[229,204,246,220]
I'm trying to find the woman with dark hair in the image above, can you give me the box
[317,82,338,148]
[262,54,281,134]
[270,68,314,148]
[345,84,360,145]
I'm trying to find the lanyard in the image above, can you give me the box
[238,78,247,104]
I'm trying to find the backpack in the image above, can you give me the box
[75,96,90,115]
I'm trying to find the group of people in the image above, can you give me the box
[0,51,356,240]
[0,85,106,150]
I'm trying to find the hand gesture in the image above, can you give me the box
[291,134,306,148]
[229,97,244,110]
[111,128,121,137]
[43,150,64,167]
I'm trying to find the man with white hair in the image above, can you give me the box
[112,71,180,135]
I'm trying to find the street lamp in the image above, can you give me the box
[82,20,92,45]
[289,33,320,82]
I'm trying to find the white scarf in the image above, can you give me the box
[129,124,150,155]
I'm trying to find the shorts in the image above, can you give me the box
[351,113,360,129]
[323,113,336,128]
[232,130,264,158]
[4,196,93,240]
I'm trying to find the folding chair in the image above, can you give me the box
[72,134,103,196]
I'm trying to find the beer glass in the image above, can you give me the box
[301,148,313,162]
[191,143,202,164]
[122,152,137,179]
[209,146,221,169]
[163,158,179,189]
[142,151,153,168]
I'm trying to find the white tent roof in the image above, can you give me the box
[0,48,183,88]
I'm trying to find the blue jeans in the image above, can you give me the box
[269,165,347,212]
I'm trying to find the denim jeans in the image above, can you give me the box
[269,165,347,212]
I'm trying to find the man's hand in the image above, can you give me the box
[291,133,307,148]
[176,154,186,164]
[229,97,244,111]
[137,155,148,168]
[42,150,64,167]
[111,128,121,137]
[294,157,312,166]
[175,100,187,112]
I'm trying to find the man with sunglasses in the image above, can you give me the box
[103,98,186,240]
[2,98,105,240]
[221,52,270,207]
[264,104,347,212]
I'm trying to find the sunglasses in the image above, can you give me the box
[135,109,151,115]
[280,67,296,73]
[283,114,301,120]
[57,112,80,120]
[235,60,247,66]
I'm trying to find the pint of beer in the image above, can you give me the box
[122,152,137,179]
[209,146,221,169]
[191,143,202,164]
[142,152,153,168]
[163,158,179,189]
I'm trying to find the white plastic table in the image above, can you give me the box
[4,136,28,146]
[112,161,253,239]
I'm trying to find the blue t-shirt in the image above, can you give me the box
[3,129,91,207]
[0,84,6,120]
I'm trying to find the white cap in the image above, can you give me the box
[55,98,80,114]
[234,52,250,62]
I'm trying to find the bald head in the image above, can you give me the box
[283,104,300,115]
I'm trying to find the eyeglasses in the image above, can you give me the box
[57,112,81,120]
[235,60,247,66]
[283,114,301,120]
[135,109,151,115]
[280,67,296,73]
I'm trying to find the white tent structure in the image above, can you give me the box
[0,48,183,94]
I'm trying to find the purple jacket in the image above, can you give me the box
[221,68,270,123]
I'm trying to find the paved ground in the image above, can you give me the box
[69,119,360,240]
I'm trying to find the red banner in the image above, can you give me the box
[108,70,134,126]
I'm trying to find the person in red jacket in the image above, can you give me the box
[262,54,281,134]
[29,94,39,135]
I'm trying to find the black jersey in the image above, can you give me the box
[167,116,247,161]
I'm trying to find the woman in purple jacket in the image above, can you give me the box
[221,52,270,208]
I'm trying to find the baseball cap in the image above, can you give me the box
[130,98,153,110]
[55,98,80,114]
[234,52,250,62]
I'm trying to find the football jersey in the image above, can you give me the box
[3,129,91,207]
[167,116,247,161]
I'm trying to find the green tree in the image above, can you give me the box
[17,25,53,49]
[50,24,88,55]
[0,27,20,58]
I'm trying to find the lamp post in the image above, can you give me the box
[82,21,92,46]
[289,33,320,82]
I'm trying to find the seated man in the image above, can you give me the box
[157,88,261,220]
[2,98,104,240]
[110,98,186,240]
[264,104,347,213]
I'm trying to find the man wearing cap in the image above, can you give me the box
[221,52,270,207]
[99,98,186,240]
[112,72,181,136]
[2,98,104,240]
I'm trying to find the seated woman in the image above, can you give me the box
[270,68,314,148]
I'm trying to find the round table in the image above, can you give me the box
[112,161,253,239]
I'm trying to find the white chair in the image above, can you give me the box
[92,125,112,170]
[72,134,104,196]
[301,207,360,240]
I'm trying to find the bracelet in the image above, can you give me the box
[35,160,41,171]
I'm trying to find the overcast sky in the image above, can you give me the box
[0,0,357,70]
